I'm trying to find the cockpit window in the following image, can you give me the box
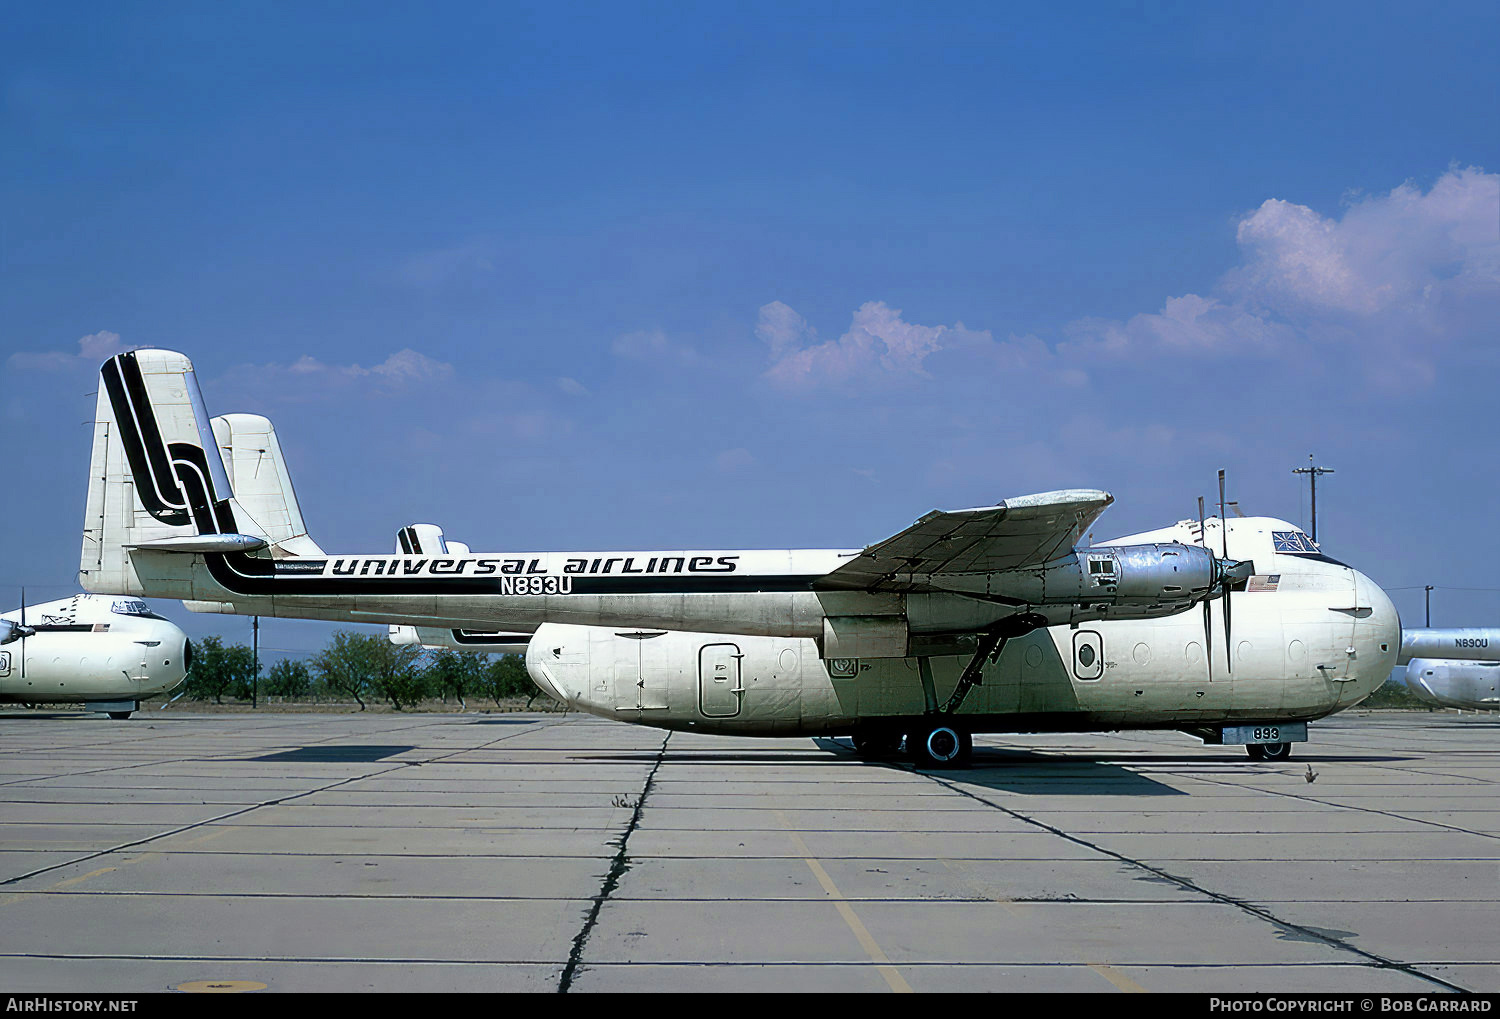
[111,599,164,619]
[1272,531,1320,554]
[1271,530,1349,567]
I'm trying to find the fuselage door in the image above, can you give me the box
[611,637,643,710]
[699,643,743,718]
[1072,630,1104,681]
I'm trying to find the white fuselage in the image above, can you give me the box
[1391,628,1500,710]
[524,518,1401,736]
[0,595,190,705]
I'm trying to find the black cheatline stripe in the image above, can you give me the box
[452,630,532,644]
[202,553,821,597]
[103,354,189,526]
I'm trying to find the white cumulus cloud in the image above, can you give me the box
[1060,166,1498,386]
[762,300,991,388]
[7,330,137,372]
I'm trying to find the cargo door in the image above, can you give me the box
[699,643,743,718]
[611,637,643,710]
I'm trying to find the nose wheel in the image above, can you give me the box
[908,724,972,768]
[1246,742,1291,760]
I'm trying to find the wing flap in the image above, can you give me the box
[815,489,1113,591]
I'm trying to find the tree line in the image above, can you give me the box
[180,631,546,711]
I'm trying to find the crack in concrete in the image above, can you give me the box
[558,732,669,993]
[921,770,1472,994]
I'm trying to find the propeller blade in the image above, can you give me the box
[1202,596,1213,682]
[1218,470,1228,559]
[1223,574,1233,674]
[1217,471,1232,673]
[18,587,24,683]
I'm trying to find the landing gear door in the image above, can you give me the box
[699,643,743,718]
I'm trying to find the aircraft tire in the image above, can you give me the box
[107,711,133,720]
[1259,741,1292,760]
[909,724,971,769]
[1245,744,1265,760]
[852,733,902,758]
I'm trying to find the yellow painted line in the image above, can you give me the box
[176,980,267,993]
[904,836,1147,992]
[1089,962,1147,993]
[777,812,912,994]
[53,867,116,889]
[2,825,242,907]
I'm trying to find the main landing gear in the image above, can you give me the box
[901,620,1038,769]
[908,723,973,768]
[1246,742,1292,761]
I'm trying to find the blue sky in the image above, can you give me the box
[4,2,1498,656]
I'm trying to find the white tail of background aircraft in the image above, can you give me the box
[387,524,530,654]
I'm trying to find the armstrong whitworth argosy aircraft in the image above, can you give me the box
[0,593,191,718]
[78,349,1401,764]
[1391,628,1500,710]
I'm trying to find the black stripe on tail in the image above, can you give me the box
[103,352,236,536]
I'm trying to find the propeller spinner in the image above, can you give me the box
[0,588,35,646]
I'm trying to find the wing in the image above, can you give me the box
[815,489,1114,592]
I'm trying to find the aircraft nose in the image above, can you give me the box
[524,640,567,705]
[1352,571,1401,701]
[1400,663,1440,704]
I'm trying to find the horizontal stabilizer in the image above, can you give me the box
[128,534,269,554]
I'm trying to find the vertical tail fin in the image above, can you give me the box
[389,524,455,645]
[80,350,317,596]
[211,414,324,558]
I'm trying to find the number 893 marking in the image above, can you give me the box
[1254,726,1281,742]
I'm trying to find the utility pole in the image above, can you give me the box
[252,615,259,709]
[1425,586,1434,627]
[1292,455,1335,543]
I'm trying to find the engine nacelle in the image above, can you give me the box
[934,542,1239,617]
